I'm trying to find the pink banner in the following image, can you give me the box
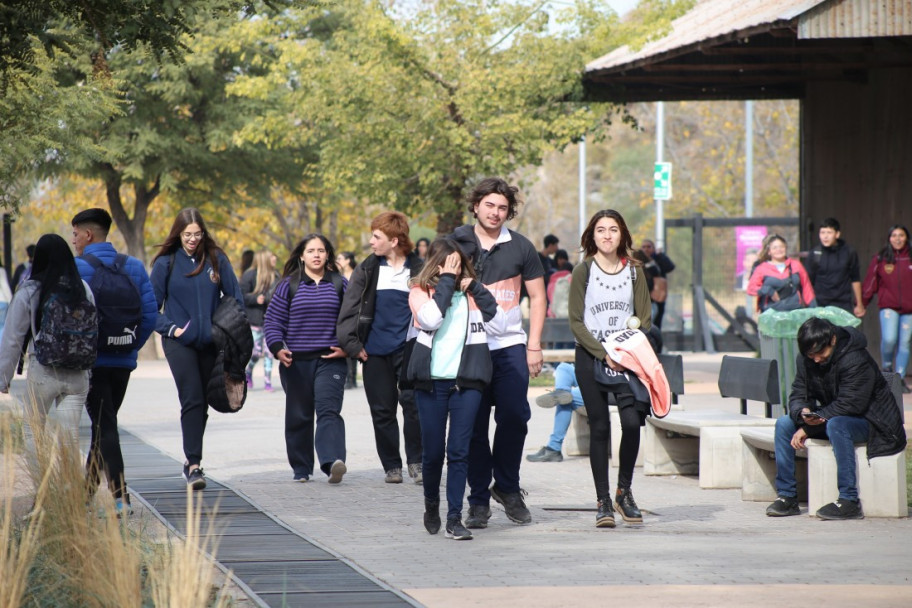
[735,226,767,291]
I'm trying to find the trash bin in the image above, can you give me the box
[757,307,861,412]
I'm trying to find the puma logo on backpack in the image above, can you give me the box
[34,292,98,370]
[83,253,143,353]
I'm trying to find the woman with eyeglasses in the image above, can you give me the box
[150,208,244,490]
[747,234,816,313]
[861,225,912,393]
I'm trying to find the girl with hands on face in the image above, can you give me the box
[406,238,500,540]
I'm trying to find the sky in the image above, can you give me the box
[608,0,639,16]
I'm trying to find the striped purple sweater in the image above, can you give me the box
[263,273,346,355]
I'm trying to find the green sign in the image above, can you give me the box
[654,162,672,200]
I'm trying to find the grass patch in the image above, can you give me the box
[906,443,912,508]
[2,408,232,607]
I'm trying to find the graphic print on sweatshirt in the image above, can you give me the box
[584,261,634,343]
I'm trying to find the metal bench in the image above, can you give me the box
[644,410,776,488]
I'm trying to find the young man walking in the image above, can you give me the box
[807,217,864,317]
[72,208,158,516]
[453,177,546,527]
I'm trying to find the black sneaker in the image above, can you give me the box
[816,499,864,520]
[490,485,532,524]
[526,446,563,463]
[614,487,643,523]
[766,496,800,517]
[184,465,206,491]
[535,389,573,408]
[465,504,491,529]
[445,519,473,540]
[424,498,441,535]
[596,499,616,528]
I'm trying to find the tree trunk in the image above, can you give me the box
[102,165,159,265]
[435,185,467,236]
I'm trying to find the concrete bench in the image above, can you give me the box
[740,427,807,502]
[564,353,686,459]
[644,410,776,488]
[740,371,907,517]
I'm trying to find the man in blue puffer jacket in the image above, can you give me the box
[72,208,158,516]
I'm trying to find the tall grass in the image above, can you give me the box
[1,401,231,607]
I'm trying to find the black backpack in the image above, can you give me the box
[83,253,144,353]
[34,292,98,370]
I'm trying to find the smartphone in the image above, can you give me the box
[802,411,823,420]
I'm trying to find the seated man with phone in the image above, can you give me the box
[766,317,906,520]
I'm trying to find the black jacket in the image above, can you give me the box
[336,252,424,357]
[806,238,860,311]
[788,326,906,459]
[208,295,254,413]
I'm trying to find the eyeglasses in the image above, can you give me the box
[181,231,204,240]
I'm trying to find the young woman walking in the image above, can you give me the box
[150,208,244,490]
[0,234,95,475]
[264,234,348,483]
[568,210,653,528]
[241,250,279,391]
[408,238,499,540]
[862,225,912,393]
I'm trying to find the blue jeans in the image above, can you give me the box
[416,381,481,521]
[879,309,912,377]
[467,345,531,503]
[774,414,870,501]
[547,363,584,452]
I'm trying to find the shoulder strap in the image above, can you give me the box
[114,253,128,271]
[83,253,103,269]
[330,272,344,301]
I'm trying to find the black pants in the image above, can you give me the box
[85,367,132,500]
[279,357,347,478]
[162,338,217,467]
[362,350,421,471]
[575,347,644,499]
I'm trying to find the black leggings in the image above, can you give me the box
[575,347,644,499]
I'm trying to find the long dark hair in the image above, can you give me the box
[876,225,910,265]
[580,209,635,260]
[282,234,338,278]
[151,208,225,282]
[30,233,84,325]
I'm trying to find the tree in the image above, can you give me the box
[36,3,315,263]
[229,0,629,234]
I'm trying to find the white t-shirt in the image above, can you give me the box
[583,260,635,344]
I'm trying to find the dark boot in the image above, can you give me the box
[596,497,616,528]
[614,487,643,523]
[424,498,441,534]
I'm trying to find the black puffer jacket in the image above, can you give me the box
[208,295,254,413]
[788,326,906,459]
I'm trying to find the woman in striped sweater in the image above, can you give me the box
[264,234,348,483]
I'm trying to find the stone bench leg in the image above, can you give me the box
[609,405,645,468]
[807,439,908,518]
[699,427,749,489]
[644,421,698,476]
[741,442,808,502]
[565,410,589,457]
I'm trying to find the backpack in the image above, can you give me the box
[83,253,144,353]
[33,291,98,370]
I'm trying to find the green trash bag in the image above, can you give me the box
[757,306,861,338]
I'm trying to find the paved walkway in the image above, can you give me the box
[11,353,912,606]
